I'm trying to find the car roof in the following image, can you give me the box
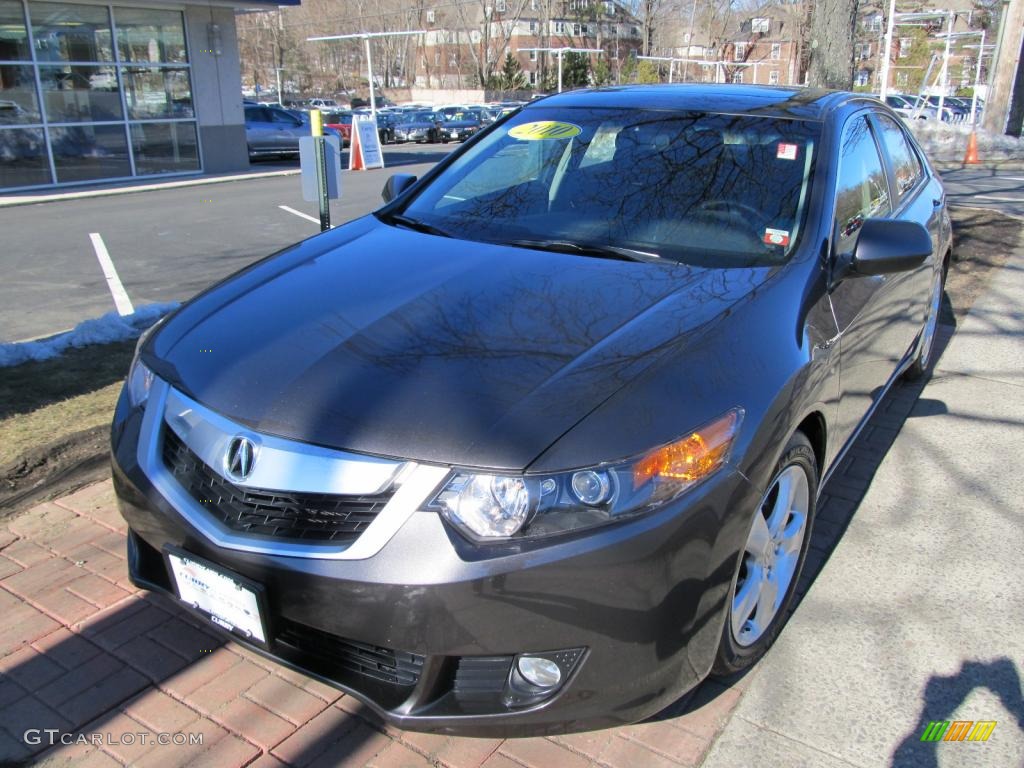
[532,84,867,121]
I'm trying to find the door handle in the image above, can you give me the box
[932,197,943,207]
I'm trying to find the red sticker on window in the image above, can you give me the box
[764,228,790,246]
[777,143,798,160]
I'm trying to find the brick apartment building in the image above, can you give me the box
[414,0,643,89]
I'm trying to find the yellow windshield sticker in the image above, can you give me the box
[508,121,582,141]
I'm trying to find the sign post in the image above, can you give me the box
[299,110,341,231]
[311,109,329,231]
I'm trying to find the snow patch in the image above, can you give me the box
[0,302,179,368]
[909,121,1024,162]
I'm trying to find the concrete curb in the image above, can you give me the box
[0,168,301,208]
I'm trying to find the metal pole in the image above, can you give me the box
[668,59,675,83]
[310,109,330,232]
[683,0,697,81]
[365,36,377,120]
[275,67,283,105]
[938,10,954,117]
[971,28,986,124]
[879,0,897,99]
[558,50,563,92]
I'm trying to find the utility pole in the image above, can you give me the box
[983,0,1024,135]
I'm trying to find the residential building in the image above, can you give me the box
[414,0,643,90]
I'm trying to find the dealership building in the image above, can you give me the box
[0,0,290,191]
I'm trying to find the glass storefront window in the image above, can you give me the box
[39,63,122,122]
[0,65,40,123]
[131,120,197,174]
[115,7,186,64]
[0,127,50,185]
[0,2,201,189]
[0,0,31,61]
[50,122,129,181]
[31,1,114,63]
[123,66,192,119]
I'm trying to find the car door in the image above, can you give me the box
[269,108,305,153]
[869,111,938,358]
[244,107,275,153]
[829,112,904,447]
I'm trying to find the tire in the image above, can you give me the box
[904,264,945,381]
[712,431,817,677]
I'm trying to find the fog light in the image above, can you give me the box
[517,656,562,689]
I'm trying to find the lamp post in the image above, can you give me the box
[274,67,285,106]
[308,30,427,120]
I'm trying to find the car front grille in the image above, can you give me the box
[162,426,392,544]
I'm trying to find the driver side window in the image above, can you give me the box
[834,115,890,254]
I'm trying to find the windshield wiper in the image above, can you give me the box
[384,213,452,238]
[506,239,661,263]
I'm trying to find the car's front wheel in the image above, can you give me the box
[713,431,817,676]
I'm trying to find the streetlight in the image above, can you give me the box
[518,47,603,92]
[274,67,285,106]
[307,30,427,119]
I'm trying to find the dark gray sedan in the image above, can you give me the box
[113,85,951,736]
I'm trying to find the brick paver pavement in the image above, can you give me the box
[0,482,747,768]
[0,323,951,767]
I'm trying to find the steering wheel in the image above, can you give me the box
[693,200,768,223]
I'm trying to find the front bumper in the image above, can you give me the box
[111,381,757,736]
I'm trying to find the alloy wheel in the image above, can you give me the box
[731,464,810,647]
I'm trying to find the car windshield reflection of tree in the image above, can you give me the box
[401,109,820,269]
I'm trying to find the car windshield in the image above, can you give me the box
[397,107,820,267]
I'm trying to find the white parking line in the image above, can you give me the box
[278,205,322,225]
[972,195,1024,202]
[88,232,135,316]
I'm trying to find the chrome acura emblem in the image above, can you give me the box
[225,436,257,481]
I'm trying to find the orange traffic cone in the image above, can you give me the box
[349,124,364,171]
[963,131,980,165]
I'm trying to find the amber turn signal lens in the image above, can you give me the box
[633,410,741,490]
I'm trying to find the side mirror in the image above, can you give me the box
[382,173,417,203]
[836,218,932,281]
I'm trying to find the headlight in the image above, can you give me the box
[126,358,154,408]
[125,317,165,408]
[429,409,742,542]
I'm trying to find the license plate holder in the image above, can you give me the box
[164,546,269,647]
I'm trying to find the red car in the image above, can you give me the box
[323,110,353,146]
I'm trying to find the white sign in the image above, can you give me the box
[299,135,342,201]
[168,552,266,643]
[350,115,385,170]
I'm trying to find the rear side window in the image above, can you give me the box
[834,115,890,254]
[875,114,924,199]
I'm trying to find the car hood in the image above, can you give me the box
[149,218,774,470]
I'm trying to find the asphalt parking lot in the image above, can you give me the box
[0,144,455,344]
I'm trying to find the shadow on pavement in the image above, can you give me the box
[890,657,1024,768]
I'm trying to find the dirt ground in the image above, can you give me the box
[1,207,1020,518]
